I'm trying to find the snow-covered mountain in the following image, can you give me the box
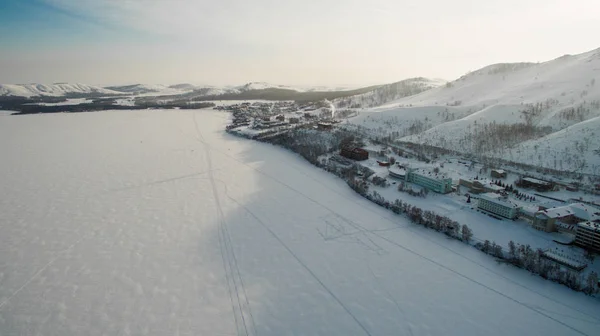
[0,83,122,97]
[168,83,196,91]
[347,47,600,174]
[105,84,194,95]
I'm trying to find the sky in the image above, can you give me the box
[1,0,600,87]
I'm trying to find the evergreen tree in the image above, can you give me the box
[508,241,517,260]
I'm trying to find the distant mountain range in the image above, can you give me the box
[0,82,359,98]
[0,83,122,97]
[3,46,600,174]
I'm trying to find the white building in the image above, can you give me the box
[575,221,600,252]
[406,168,453,194]
[477,193,519,219]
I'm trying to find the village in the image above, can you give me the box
[330,142,600,276]
[221,101,600,281]
[218,100,355,138]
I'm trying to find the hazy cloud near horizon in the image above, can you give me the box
[1,0,599,86]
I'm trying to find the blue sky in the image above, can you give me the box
[0,0,150,48]
[2,0,600,86]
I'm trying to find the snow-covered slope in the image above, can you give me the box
[235,81,301,92]
[505,116,600,174]
[0,83,122,97]
[1,109,599,335]
[168,83,197,90]
[347,47,600,173]
[335,77,445,109]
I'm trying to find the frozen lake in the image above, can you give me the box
[1,109,599,335]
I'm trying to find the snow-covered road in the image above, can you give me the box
[1,109,599,335]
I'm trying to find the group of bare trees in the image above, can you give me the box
[397,182,428,198]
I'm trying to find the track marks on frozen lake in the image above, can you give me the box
[317,213,388,255]
[192,112,257,336]
[213,179,374,336]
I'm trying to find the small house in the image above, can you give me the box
[490,169,507,179]
[340,147,369,161]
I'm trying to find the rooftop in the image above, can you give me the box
[388,166,407,177]
[578,221,600,232]
[411,168,451,180]
[538,205,574,219]
[569,203,599,221]
[538,203,598,220]
[479,193,518,208]
[542,249,587,271]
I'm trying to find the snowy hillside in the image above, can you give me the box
[2,109,599,335]
[504,116,600,175]
[235,82,301,92]
[347,47,600,174]
[334,77,445,109]
[0,83,122,97]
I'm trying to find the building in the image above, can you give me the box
[477,193,519,219]
[532,203,596,232]
[532,206,575,232]
[405,168,453,194]
[459,179,504,194]
[566,184,579,192]
[388,166,407,180]
[541,249,587,273]
[575,221,600,252]
[340,147,369,161]
[490,169,507,179]
[518,177,553,192]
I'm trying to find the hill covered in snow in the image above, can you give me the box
[105,84,197,95]
[347,47,600,174]
[334,77,446,109]
[0,83,122,97]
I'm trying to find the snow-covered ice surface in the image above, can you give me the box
[1,109,599,336]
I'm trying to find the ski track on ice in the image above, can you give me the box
[184,111,596,336]
[211,178,374,336]
[192,111,257,336]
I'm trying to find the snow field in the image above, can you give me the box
[1,109,599,335]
